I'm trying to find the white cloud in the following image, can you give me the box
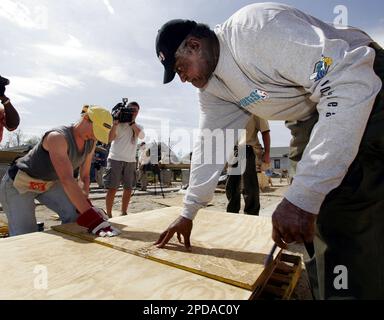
[34,35,157,87]
[35,36,107,64]
[66,34,82,48]
[36,43,84,58]
[97,66,157,88]
[35,42,87,59]
[139,114,171,123]
[149,108,177,113]
[0,0,47,29]
[9,75,83,99]
[98,66,130,84]
[103,0,115,15]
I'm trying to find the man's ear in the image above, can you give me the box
[186,37,202,52]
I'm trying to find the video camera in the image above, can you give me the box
[111,98,136,123]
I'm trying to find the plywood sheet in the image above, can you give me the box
[53,207,278,290]
[151,196,213,207]
[0,231,250,300]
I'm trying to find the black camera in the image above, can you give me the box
[111,98,136,123]
[0,76,10,95]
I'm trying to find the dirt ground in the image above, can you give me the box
[0,177,313,300]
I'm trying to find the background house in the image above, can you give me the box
[270,147,289,172]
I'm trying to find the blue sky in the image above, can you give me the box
[1,0,383,155]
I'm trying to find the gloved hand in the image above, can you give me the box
[85,198,111,222]
[76,198,100,215]
[77,207,120,237]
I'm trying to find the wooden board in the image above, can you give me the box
[0,231,250,300]
[0,150,26,164]
[151,196,213,208]
[53,206,278,291]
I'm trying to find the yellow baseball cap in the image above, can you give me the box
[85,106,112,144]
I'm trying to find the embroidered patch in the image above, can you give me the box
[239,89,269,108]
[310,56,333,81]
[29,182,47,192]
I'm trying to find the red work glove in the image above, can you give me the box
[76,198,107,218]
[77,207,120,237]
[76,198,94,215]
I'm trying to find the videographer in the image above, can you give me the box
[0,75,20,142]
[103,100,144,217]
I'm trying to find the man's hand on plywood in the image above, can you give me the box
[155,216,193,251]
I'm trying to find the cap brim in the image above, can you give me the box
[163,66,176,84]
[93,125,110,144]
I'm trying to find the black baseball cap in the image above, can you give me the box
[155,19,197,84]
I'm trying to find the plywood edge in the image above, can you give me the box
[146,255,252,290]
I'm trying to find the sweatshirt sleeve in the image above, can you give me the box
[181,90,250,220]
[258,10,382,214]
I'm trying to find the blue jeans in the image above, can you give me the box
[0,172,77,236]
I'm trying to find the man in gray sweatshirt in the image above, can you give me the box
[155,3,383,299]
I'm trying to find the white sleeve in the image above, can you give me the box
[181,90,250,220]
[262,11,382,213]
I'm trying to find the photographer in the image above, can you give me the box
[103,100,144,217]
[0,76,20,142]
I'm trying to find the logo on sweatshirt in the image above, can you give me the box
[239,89,269,108]
[310,56,333,81]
